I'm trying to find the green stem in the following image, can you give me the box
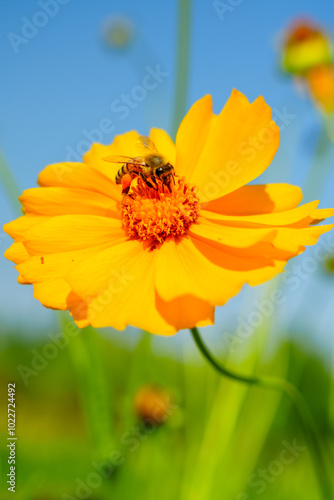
[63,317,114,460]
[172,0,192,140]
[0,148,21,215]
[302,126,332,203]
[190,327,332,500]
[324,115,334,144]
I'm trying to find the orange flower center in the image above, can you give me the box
[121,177,200,245]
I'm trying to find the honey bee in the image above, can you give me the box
[103,135,175,196]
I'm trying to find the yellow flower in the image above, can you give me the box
[306,64,334,114]
[4,90,334,335]
[281,20,333,75]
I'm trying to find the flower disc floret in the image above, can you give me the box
[121,177,200,244]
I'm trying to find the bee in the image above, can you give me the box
[103,135,175,196]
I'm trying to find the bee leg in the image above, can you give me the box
[150,176,159,190]
[121,186,132,204]
[140,172,158,191]
[122,185,130,195]
[121,173,133,195]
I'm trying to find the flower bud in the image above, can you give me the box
[134,385,171,425]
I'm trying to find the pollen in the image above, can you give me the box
[121,177,200,245]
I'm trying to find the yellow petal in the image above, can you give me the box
[16,243,113,283]
[201,183,303,215]
[4,242,30,263]
[156,294,215,331]
[189,90,280,202]
[72,315,90,329]
[188,217,276,248]
[271,224,334,253]
[201,200,321,227]
[190,220,334,263]
[18,275,30,284]
[33,279,81,310]
[83,131,140,180]
[3,216,49,241]
[20,187,120,219]
[65,237,215,334]
[155,236,285,306]
[38,162,121,201]
[22,215,124,255]
[66,239,178,335]
[175,95,216,180]
[310,208,334,221]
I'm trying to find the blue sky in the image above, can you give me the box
[1,0,334,350]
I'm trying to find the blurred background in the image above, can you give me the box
[1,0,334,498]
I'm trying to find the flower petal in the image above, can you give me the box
[190,221,334,263]
[155,236,285,306]
[83,131,140,180]
[18,275,30,284]
[38,162,121,201]
[201,184,303,215]
[189,90,280,202]
[4,242,30,263]
[33,279,82,310]
[16,244,113,283]
[22,215,124,255]
[66,240,179,334]
[4,216,49,241]
[175,95,216,180]
[189,217,276,248]
[20,187,120,219]
[156,294,215,331]
[270,224,334,253]
[201,200,325,227]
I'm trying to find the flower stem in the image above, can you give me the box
[0,148,21,215]
[172,0,192,140]
[190,327,332,499]
[302,126,332,203]
[64,317,114,460]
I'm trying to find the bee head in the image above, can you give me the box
[155,166,164,177]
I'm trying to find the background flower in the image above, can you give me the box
[281,19,333,75]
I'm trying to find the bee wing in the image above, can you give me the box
[137,135,159,154]
[103,155,145,165]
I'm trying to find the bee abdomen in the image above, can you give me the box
[115,164,129,184]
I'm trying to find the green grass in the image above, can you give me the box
[0,323,333,500]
